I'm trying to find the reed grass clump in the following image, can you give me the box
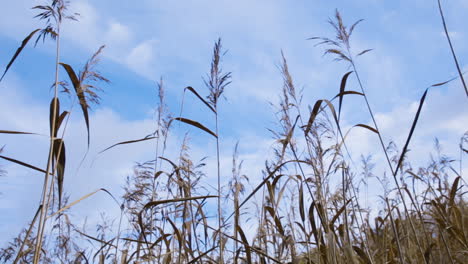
[0,1,466,263]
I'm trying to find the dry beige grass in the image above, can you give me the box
[0,1,466,264]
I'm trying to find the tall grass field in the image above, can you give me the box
[0,0,467,263]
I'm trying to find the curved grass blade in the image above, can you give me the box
[330,199,351,229]
[308,202,319,244]
[53,138,66,207]
[338,71,353,121]
[141,196,217,212]
[0,29,41,82]
[158,156,178,169]
[185,86,216,113]
[237,226,252,264]
[438,0,468,97]
[304,99,339,136]
[265,206,284,235]
[0,155,47,174]
[48,188,117,219]
[332,91,364,100]
[431,74,460,87]
[304,100,324,136]
[354,124,379,134]
[56,111,69,136]
[394,89,428,176]
[357,49,373,56]
[74,229,116,249]
[98,136,156,154]
[60,62,90,146]
[173,117,217,138]
[0,130,38,135]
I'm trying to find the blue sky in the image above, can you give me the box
[0,0,467,245]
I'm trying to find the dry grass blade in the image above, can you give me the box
[265,206,285,235]
[330,199,351,228]
[431,73,462,87]
[299,185,305,222]
[98,136,157,154]
[75,230,116,249]
[236,226,252,264]
[357,49,373,56]
[166,218,182,250]
[158,156,178,169]
[49,98,68,138]
[49,97,60,136]
[185,86,216,113]
[0,29,41,82]
[304,99,339,136]
[354,124,379,134]
[0,130,38,135]
[308,202,320,245]
[226,160,308,222]
[437,0,468,97]
[173,117,217,138]
[332,91,365,100]
[53,138,66,207]
[394,89,428,176]
[13,205,42,264]
[448,176,461,213]
[304,100,324,136]
[60,62,90,145]
[338,71,353,121]
[48,188,117,218]
[188,246,217,264]
[386,199,404,264]
[0,155,48,174]
[55,111,69,134]
[141,196,217,212]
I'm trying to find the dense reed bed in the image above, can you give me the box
[0,1,466,263]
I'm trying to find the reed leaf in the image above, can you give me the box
[354,124,379,134]
[53,138,66,207]
[60,62,90,146]
[236,226,252,264]
[99,136,157,154]
[0,29,41,82]
[173,117,217,138]
[394,89,428,176]
[0,130,38,135]
[338,71,353,121]
[48,188,116,218]
[185,86,216,113]
[0,155,47,174]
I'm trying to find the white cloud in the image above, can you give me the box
[125,39,158,79]
[105,21,132,45]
